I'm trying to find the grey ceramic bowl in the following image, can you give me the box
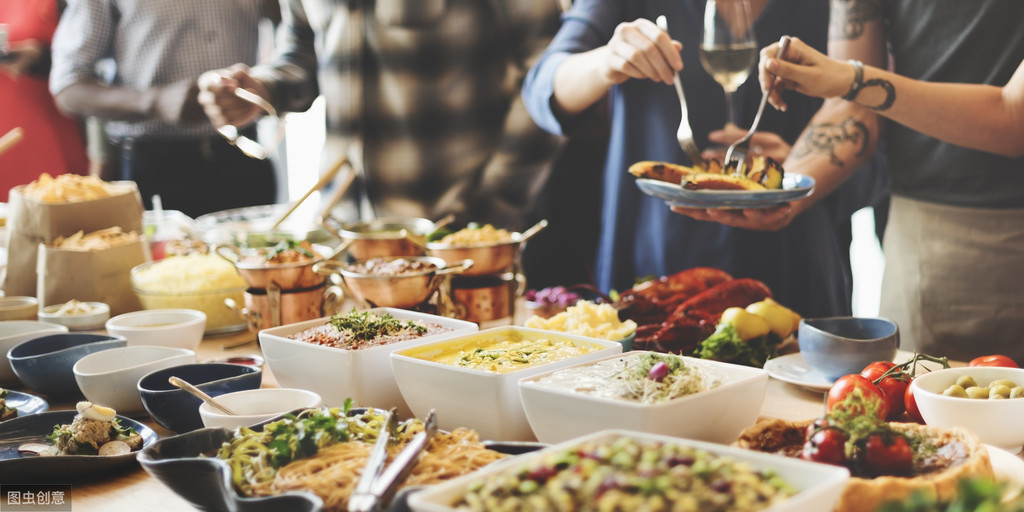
[798,317,899,381]
[137,363,262,433]
[7,333,126,401]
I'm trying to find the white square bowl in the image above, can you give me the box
[408,429,850,512]
[258,308,477,417]
[390,326,622,441]
[518,352,769,444]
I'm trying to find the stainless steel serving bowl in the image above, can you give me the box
[314,256,472,308]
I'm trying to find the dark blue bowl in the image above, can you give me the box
[138,363,262,433]
[7,333,126,401]
[798,316,900,381]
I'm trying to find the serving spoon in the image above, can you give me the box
[168,376,238,415]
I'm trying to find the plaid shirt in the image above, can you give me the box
[253,0,564,227]
[50,0,269,140]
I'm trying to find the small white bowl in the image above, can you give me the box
[518,352,769,444]
[105,309,207,351]
[258,308,477,417]
[0,321,69,386]
[408,429,850,512]
[72,345,196,415]
[390,326,622,441]
[910,366,1024,453]
[198,388,323,430]
[0,296,39,321]
[38,301,111,331]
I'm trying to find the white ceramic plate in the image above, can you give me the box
[764,350,941,393]
[635,173,815,209]
[988,444,1024,491]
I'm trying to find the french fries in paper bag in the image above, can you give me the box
[37,237,147,315]
[4,178,144,296]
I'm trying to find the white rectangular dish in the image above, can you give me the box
[518,352,769,444]
[408,429,850,512]
[390,326,622,441]
[258,307,477,417]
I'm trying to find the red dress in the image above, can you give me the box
[0,0,88,202]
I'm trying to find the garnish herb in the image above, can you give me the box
[329,309,427,342]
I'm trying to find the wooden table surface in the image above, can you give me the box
[0,315,876,511]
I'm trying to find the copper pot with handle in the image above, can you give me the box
[314,256,473,309]
[215,242,335,290]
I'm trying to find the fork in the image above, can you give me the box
[723,35,791,175]
[656,15,707,171]
[216,88,286,160]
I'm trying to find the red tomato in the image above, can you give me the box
[904,384,924,423]
[876,372,911,420]
[860,361,896,382]
[800,427,848,467]
[968,355,1019,368]
[861,433,913,476]
[827,374,889,420]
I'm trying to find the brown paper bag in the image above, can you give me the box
[4,182,144,296]
[37,239,147,316]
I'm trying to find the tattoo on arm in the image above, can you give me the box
[829,0,884,41]
[792,118,870,167]
[862,78,896,111]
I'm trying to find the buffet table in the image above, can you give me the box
[18,323,830,511]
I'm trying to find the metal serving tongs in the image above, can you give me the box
[723,35,791,175]
[348,409,438,512]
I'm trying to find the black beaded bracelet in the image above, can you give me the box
[842,60,864,101]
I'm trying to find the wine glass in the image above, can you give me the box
[699,0,758,128]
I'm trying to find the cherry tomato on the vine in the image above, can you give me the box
[875,371,911,420]
[800,427,848,467]
[968,354,1019,368]
[904,385,924,423]
[860,361,896,382]
[827,374,889,420]
[861,432,913,476]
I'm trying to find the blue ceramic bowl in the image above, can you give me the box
[798,317,900,381]
[7,333,126,401]
[137,363,262,433]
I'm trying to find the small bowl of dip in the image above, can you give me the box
[38,300,111,331]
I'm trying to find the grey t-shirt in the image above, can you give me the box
[885,0,1024,208]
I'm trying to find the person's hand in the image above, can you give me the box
[196,64,270,128]
[599,18,683,86]
[0,40,44,79]
[759,37,854,111]
[670,204,795,231]
[702,123,792,163]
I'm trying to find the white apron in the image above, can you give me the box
[879,195,1024,363]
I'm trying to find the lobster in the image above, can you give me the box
[632,277,773,355]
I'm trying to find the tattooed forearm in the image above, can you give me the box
[792,118,870,167]
[829,0,884,41]
[861,78,896,111]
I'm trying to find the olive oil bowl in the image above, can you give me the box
[389,326,622,442]
[258,308,477,418]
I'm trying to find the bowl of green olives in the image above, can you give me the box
[910,366,1024,453]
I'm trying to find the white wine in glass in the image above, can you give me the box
[700,0,757,127]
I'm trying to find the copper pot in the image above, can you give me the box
[337,216,437,260]
[426,219,547,276]
[314,256,472,309]
[216,243,333,290]
[232,282,343,331]
[449,273,526,323]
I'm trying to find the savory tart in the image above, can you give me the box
[735,418,993,512]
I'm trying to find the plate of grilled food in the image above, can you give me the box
[631,157,815,209]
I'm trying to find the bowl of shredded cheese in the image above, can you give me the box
[38,300,110,331]
[131,254,247,334]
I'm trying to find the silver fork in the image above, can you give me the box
[656,15,707,171]
[216,88,285,160]
[724,35,791,175]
